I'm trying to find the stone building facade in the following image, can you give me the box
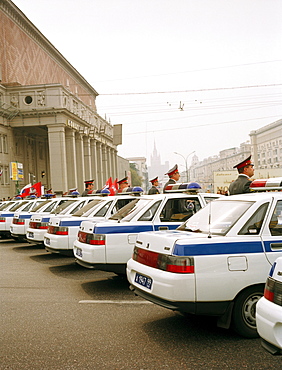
[0,0,122,198]
[250,119,282,170]
[189,119,282,192]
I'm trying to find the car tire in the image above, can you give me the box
[231,285,264,338]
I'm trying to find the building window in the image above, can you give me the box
[1,135,8,153]
[0,166,9,185]
[24,96,33,104]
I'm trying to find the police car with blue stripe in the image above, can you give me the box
[256,256,282,355]
[10,196,76,241]
[26,196,96,245]
[126,178,282,338]
[43,193,139,255]
[74,183,221,275]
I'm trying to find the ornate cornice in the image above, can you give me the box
[0,0,98,97]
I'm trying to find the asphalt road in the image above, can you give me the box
[1,238,281,370]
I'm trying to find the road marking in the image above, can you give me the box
[79,300,153,304]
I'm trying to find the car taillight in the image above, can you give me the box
[77,231,105,245]
[29,222,49,229]
[12,218,25,225]
[46,225,68,235]
[0,217,6,222]
[56,227,68,235]
[133,246,194,273]
[264,277,282,306]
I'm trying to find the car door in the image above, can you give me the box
[262,198,282,265]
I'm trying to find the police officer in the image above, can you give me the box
[82,180,94,196]
[229,155,255,195]
[163,164,180,193]
[117,177,129,193]
[148,177,160,194]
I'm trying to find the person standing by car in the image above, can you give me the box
[82,180,94,196]
[229,156,255,195]
[163,164,180,193]
[117,177,129,193]
[148,177,160,194]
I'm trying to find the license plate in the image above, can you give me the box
[45,237,50,245]
[134,272,153,289]
[28,232,34,238]
[75,247,83,258]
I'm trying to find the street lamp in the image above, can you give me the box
[174,151,195,182]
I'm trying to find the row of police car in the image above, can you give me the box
[1,178,281,354]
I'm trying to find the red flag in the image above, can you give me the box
[21,182,42,198]
[110,178,118,196]
[31,182,42,197]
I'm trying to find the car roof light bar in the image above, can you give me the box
[165,182,201,193]
[250,177,282,191]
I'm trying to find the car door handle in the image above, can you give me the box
[158,226,168,230]
[270,243,282,250]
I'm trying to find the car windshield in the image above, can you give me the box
[9,200,29,211]
[32,200,52,212]
[110,198,155,222]
[72,199,105,217]
[21,200,44,212]
[109,198,153,221]
[0,202,15,211]
[50,200,77,214]
[177,200,254,236]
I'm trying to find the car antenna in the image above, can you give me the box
[208,201,212,238]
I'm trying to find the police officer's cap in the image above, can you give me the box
[165,164,179,177]
[233,155,254,170]
[150,177,158,184]
[117,177,128,185]
[84,179,94,185]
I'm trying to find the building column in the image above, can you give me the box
[113,149,118,180]
[65,128,78,190]
[47,124,68,194]
[96,141,103,188]
[110,148,116,179]
[101,144,107,184]
[106,145,111,179]
[83,136,92,181]
[75,133,85,193]
[90,139,98,185]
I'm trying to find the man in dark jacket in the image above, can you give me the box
[82,179,94,196]
[229,156,255,195]
[148,177,160,194]
[163,164,180,193]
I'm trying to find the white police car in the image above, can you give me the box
[256,256,282,355]
[44,194,138,255]
[74,184,220,275]
[10,197,73,241]
[0,199,33,238]
[127,190,282,338]
[26,196,95,245]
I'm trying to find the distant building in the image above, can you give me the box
[0,0,125,198]
[250,119,282,170]
[147,142,169,190]
[190,119,282,192]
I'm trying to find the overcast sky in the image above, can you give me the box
[12,0,282,170]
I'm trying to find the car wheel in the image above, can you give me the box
[232,285,264,338]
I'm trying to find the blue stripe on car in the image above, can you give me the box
[94,225,155,234]
[60,220,83,227]
[172,240,282,256]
